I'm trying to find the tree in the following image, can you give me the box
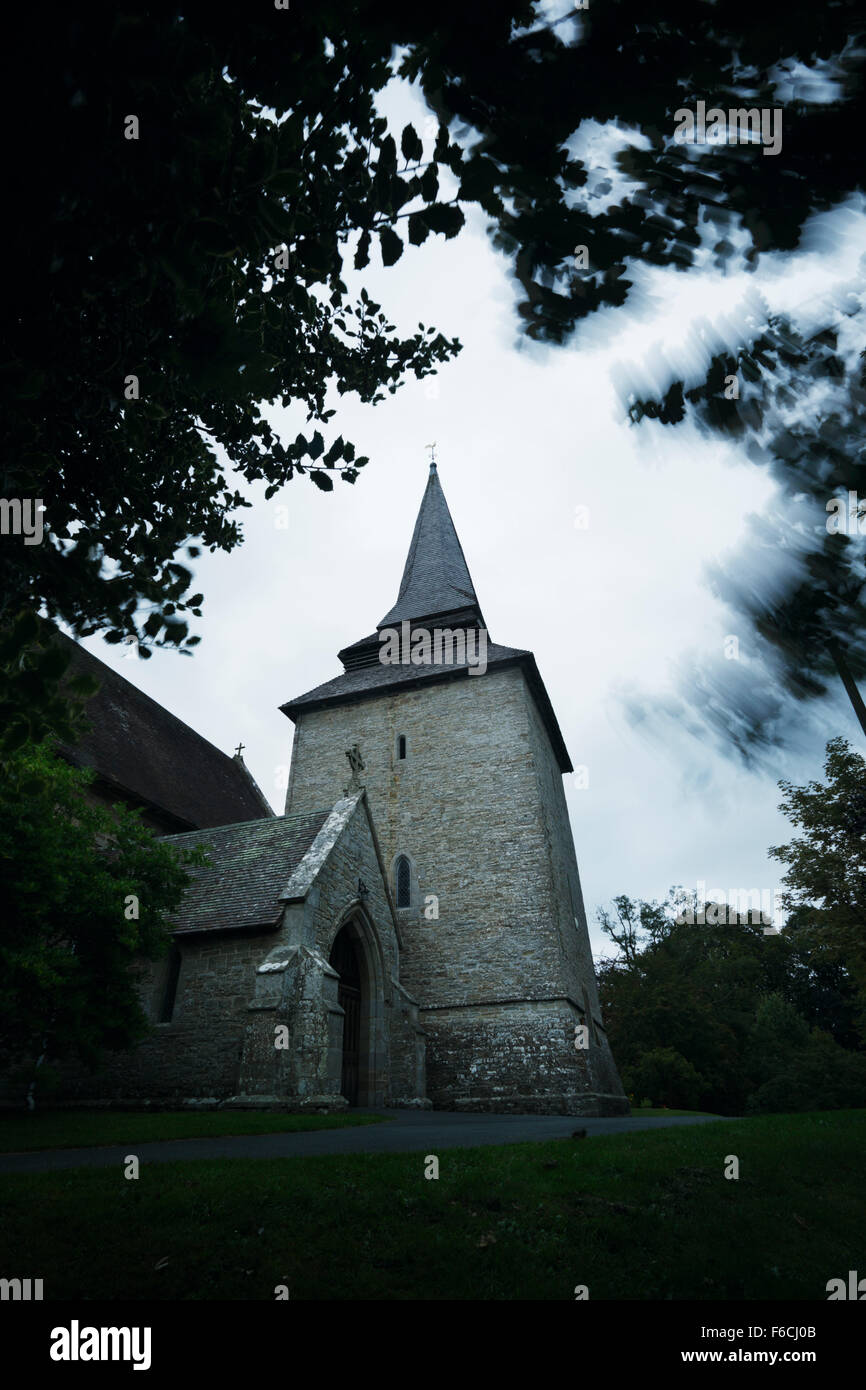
[744,993,866,1113]
[622,1047,705,1111]
[402,0,865,339]
[405,0,865,757]
[597,896,776,1112]
[4,3,469,736]
[769,737,866,1023]
[629,316,866,752]
[8,3,864,747]
[783,907,863,1051]
[0,742,205,1103]
[596,878,866,1113]
[0,612,100,758]
[597,893,667,969]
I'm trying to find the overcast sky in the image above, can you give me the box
[72,70,866,961]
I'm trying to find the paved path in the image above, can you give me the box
[0,1110,725,1174]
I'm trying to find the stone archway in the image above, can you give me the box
[328,912,385,1107]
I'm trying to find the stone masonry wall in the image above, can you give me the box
[284,665,627,1112]
[52,929,277,1103]
[286,669,566,1008]
[387,981,427,1106]
[519,681,626,1103]
[423,1000,621,1115]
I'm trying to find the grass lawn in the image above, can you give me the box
[0,1108,386,1153]
[0,1110,862,1299]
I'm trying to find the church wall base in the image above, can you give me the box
[222,1093,349,1113]
[0,1095,353,1114]
[422,999,628,1116]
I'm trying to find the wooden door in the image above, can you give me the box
[339,979,361,1105]
[330,927,363,1106]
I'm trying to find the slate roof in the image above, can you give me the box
[285,638,524,705]
[55,633,273,831]
[279,463,574,772]
[161,809,332,935]
[378,462,484,627]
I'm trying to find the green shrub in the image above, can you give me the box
[746,1031,866,1114]
[622,1048,705,1110]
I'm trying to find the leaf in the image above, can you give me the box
[390,175,416,211]
[190,219,240,258]
[420,163,439,203]
[421,204,464,238]
[35,647,72,680]
[266,168,302,195]
[258,198,295,241]
[310,470,334,491]
[3,722,29,751]
[19,776,47,797]
[10,612,40,652]
[378,226,403,267]
[458,155,498,203]
[408,213,430,247]
[433,125,451,162]
[354,229,371,270]
[400,123,423,162]
[163,627,188,647]
[377,134,397,176]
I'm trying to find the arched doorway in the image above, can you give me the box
[329,924,363,1105]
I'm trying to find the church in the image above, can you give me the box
[55,463,628,1115]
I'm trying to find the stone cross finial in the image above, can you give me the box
[234,742,245,758]
[345,743,365,791]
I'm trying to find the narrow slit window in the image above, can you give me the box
[398,735,407,760]
[395,855,411,908]
[159,944,182,1023]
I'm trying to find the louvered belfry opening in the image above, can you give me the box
[329,925,363,1105]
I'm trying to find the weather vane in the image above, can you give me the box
[426,441,437,467]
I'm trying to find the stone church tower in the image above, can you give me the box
[282,463,627,1115]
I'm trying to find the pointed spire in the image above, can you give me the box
[378,461,483,629]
